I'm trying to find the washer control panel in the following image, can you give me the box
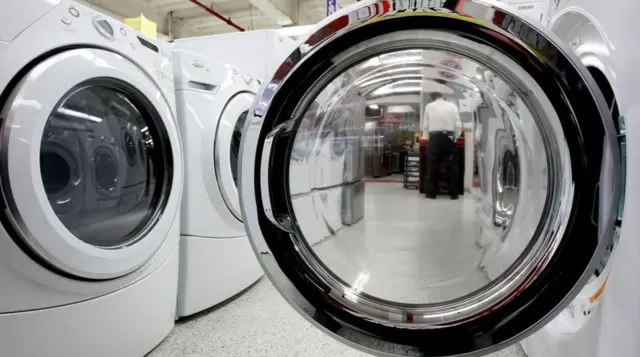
[59,4,174,93]
[92,16,115,41]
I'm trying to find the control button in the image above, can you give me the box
[92,17,115,40]
[120,27,127,36]
[242,72,253,85]
[61,17,72,25]
[69,7,80,17]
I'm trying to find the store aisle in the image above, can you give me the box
[313,182,489,304]
[149,278,527,357]
[149,182,526,357]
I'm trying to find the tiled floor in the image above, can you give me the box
[149,278,527,357]
[312,182,490,304]
[150,182,527,357]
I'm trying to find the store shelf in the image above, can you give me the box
[403,151,420,190]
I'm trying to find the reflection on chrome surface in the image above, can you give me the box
[288,46,555,307]
[40,84,166,248]
[243,0,622,355]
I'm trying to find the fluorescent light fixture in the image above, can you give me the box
[56,108,103,123]
[387,105,415,113]
[358,74,423,88]
[355,67,423,85]
[381,55,422,64]
[368,104,379,110]
[361,57,382,68]
[360,54,422,68]
[373,86,422,96]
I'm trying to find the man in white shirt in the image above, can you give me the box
[421,92,462,199]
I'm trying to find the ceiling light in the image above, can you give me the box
[380,56,422,64]
[387,105,415,113]
[56,108,103,123]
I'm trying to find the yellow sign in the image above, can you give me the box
[366,10,489,28]
[125,14,157,39]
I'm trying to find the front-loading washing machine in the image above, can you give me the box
[236,0,632,356]
[290,78,367,247]
[0,1,183,356]
[519,0,629,356]
[172,50,263,318]
[174,29,298,86]
[42,88,153,244]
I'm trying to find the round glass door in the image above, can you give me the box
[40,82,170,248]
[0,47,180,280]
[215,92,255,221]
[239,1,622,356]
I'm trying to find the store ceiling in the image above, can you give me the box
[79,0,359,39]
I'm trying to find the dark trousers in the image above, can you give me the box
[419,146,429,194]
[426,132,459,198]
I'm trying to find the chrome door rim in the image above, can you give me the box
[214,91,255,222]
[270,32,575,326]
[239,1,621,355]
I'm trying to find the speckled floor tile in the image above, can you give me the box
[150,277,528,357]
[148,278,314,357]
[287,322,528,357]
[150,182,529,356]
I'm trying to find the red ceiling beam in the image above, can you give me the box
[188,0,246,32]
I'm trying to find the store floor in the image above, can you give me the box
[312,182,489,304]
[150,278,526,357]
[149,182,527,357]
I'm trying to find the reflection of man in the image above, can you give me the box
[422,92,462,200]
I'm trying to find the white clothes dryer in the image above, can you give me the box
[174,29,298,88]
[237,1,630,357]
[0,1,183,356]
[172,50,263,318]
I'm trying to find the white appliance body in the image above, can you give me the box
[500,0,551,24]
[522,0,633,356]
[173,50,263,317]
[290,78,367,247]
[174,29,298,85]
[0,1,183,356]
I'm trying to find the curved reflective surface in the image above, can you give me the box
[231,111,249,186]
[40,83,169,248]
[289,47,553,307]
[240,1,621,356]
